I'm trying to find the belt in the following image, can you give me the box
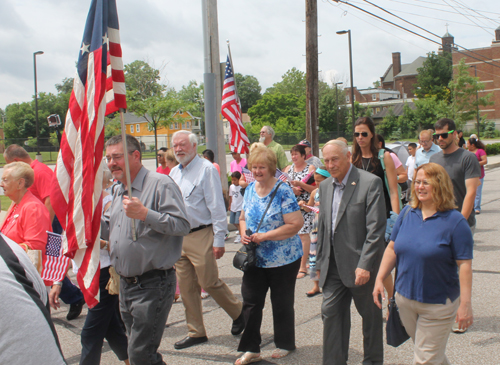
[122,268,174,285]
[189,224,212,234]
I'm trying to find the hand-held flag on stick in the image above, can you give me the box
[221,46,250,154]
[50,0,126,308]
[242,167,255,183]
[275,169,291,182]
[41,232,70,283]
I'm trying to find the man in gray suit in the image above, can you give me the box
[316,140,386,365]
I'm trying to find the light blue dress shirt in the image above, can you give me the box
[170,155,228,247]
[331,164,353,242]
[415,143,440,168]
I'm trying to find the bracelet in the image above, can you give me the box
[53,281,63,286]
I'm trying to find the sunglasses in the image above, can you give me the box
[354,132,369,137]
[433,130,454,139]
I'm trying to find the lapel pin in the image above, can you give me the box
[351,182,356,186]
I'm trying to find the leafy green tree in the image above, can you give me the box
[318,86,348,134]
[397,103,418,138]
[377,107,398,137]
[266,68,306,98]
[124,60,164,104]
[412,96,451,130]
[414,51,452,101]
[55,77,74,95]
[177,80,205,134]
[234,74,262,113]
[448,58,493,128]
[247,93,305,135]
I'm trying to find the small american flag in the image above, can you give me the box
[242,167,255,183]
[50,0,126,308]
[305,205,320,214]
[221,55,250,154]
[275,169,291,182]
[41,232,70,283]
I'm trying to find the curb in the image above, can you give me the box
[485,162,500,171]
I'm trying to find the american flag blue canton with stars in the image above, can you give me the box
[78,0,119,85]
[225,56,234,79]
[46,232,63,257]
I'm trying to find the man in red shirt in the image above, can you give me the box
[3,144,85,320]
[156,147,171,175]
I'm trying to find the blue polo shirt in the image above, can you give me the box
[391,206,473,304]
[415,143,441,168]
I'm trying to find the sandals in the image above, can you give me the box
[297,271,308,279]
[235,352,262,365]
[271,348,292,359]
[306,290,321,298]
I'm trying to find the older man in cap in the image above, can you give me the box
[298,139,322,169]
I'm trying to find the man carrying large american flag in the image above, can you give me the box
[48,0,126,310]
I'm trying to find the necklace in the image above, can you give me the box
[361,158,370,171]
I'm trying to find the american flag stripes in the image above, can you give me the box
[242,167,255,183]
[41,232,70,283]
[275,169,291,182]
[50,0,126,308]
[221,55,250,154]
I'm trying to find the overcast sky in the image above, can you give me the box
[0,0,498,111]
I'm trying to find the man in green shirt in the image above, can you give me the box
[259,125,289,170]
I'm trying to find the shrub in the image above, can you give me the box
[485,143,500,155]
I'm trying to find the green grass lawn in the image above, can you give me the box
[1,195,11,211]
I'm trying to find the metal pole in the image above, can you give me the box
[33,51,44,156]
[473,65,480,138]
[347,30,355,130]
[119,110,137,241]
[335,83,340,137]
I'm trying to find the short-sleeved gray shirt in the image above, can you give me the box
[430,148,481,227]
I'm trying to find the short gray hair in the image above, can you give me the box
[172,130,198,146]
[4,162,34,188]
[322,139,348,155]
[262,125,275,139]
[105,134,142,160]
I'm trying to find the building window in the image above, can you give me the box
[353,95,356,102]
[136,124,140,133]
[186,121,190,128]
[346,95,349,102]
[130,125,134,133]
[147,124,153,132]
[376,107,381,113]
[182,122,185,129]
[174,122,178,129]
[372,94,377,101]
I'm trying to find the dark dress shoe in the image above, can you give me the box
[174,336,208,350]
[66,298,86,321]
[231,313,245,335]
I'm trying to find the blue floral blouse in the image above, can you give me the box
[243,180,303,268]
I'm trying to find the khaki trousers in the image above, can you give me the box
[396,293,459,365]
[176,227,242,338]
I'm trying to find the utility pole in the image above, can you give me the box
[201,0,227,182]
[305,0,319,156]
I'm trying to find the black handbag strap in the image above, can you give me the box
[393,207,412,295]
[255,181,284,233]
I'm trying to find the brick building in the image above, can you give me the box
[380,53,425,98]
[451,27,500,126]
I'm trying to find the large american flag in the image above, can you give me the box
[50,0,126,308]
[221,55,250,154]
[41,232,70,283]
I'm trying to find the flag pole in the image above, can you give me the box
[119,108,137,241]
[226,40,240,102]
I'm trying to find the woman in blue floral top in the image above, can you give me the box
[235,145,303,365]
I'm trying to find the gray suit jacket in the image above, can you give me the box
[316,166,386,288]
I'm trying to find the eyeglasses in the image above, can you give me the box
[105,154,124,163]
[354,132,369,137]
[413,180,430,187]
[433,130,454,139]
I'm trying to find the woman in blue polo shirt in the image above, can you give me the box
[373,163,473,364]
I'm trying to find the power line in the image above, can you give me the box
[451,0,499,27]
[442,0,493,36]
[329,0,500,70]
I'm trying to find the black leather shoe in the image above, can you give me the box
[231,313,245,335]
[174,336,208,350]
[66,298,86,321]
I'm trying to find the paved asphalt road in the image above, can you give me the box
[52,166,500,364]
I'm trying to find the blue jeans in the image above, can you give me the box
[474,177,484,212]
[120,269,176,365]
[80,267,128,365]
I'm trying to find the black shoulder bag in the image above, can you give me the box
[233,181,283,272]
[386,207,411,347]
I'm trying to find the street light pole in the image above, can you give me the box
[33,51,44,156]
[336,30,355,131]
[335,82,343,137]
[470,65,480,138]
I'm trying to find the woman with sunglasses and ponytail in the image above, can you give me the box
[351,117,400,303]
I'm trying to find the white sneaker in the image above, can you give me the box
[234,235,241,243]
